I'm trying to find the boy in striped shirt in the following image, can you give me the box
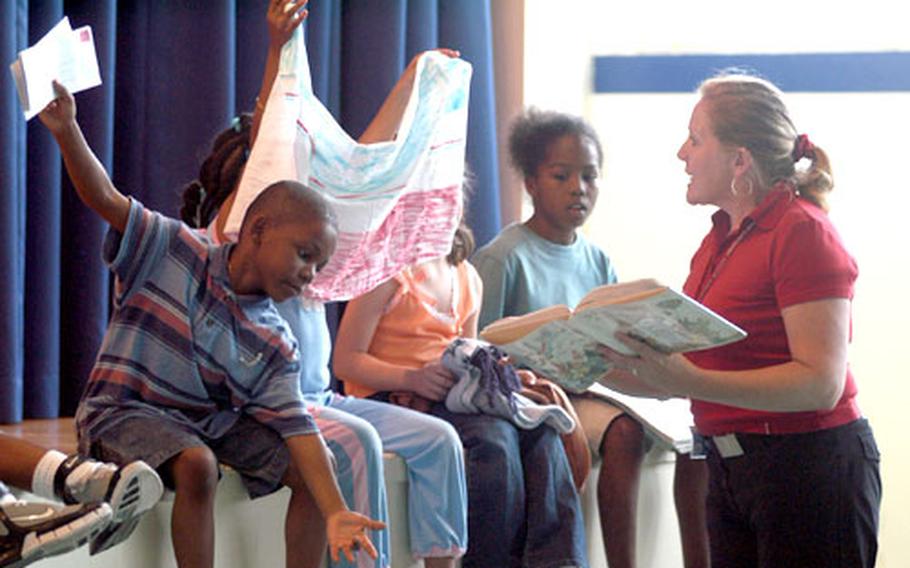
[38,81,384,568]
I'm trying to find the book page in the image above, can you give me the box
[498,321,612,393]
[480,304,572,344]
[570,288,746,354]
[575,278,662,310]
[587,383,694,453]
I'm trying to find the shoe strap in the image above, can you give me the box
[55,454,90,504]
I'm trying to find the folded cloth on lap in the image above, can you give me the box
[443,338,576,434]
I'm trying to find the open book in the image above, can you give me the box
[480,278,747,394]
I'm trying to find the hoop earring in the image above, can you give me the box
[730,177,754,196]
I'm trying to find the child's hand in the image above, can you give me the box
[406,361,457,401]
[325,510,386,563]
[38,80,76,134]
[399,48,461,91]
[516,369,538,387]
[267,0,308,50]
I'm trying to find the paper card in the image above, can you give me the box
[9,17,102,120]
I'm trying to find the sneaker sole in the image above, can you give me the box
[89,462,163,555]
[9,503,112,568]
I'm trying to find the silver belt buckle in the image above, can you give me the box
[713,433,745,458]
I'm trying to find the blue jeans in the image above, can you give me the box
[430,403,588,568]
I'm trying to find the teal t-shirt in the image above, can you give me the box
[471,223,618,330]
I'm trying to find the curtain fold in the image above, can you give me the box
[24,1,64,418]
[0,0,27,422]
[0,0,501,423]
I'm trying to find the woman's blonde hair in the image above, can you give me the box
[699,72,834,211]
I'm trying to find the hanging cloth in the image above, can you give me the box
[225,27,472,302]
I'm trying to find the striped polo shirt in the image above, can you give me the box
[76,199,317,450]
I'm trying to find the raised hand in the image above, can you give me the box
[325,510,386,563]
[359,48,462,143]
[267,0,308,50]
[38,80,76,134]
[398,48,461,93]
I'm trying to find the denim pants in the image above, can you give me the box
[705,418,881,568]
[430,403,588,568]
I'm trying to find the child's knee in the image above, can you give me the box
[168,447,219,497]
[601,415,646,454]
[426,420,462,457]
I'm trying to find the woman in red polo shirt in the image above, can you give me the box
[602,72,881,568]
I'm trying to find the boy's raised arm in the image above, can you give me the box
[39,80,130,233]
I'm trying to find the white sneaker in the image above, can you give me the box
[55,456,163,555]
[88,461,164,555]
[0,500,112,567]
[56,455,118,504]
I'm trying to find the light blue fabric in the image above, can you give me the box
[471,223,618,330]
[274,298,467,564]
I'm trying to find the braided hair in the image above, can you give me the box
[180,113,253,228]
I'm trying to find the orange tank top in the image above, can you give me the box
[344,261,481,398]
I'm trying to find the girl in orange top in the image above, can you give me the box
[335,213,588,568]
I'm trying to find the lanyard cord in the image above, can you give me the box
[694,220,756,302]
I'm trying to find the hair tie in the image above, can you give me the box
[194,183,207,228]
[792,134,815,162]
[231,115,243,133]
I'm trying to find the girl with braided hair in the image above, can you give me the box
[179,113,252,230]
[181,2,468,567]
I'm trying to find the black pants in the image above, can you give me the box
[705,418,881,568]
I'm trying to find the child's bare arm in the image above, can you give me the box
[333,278,457,400]
[213,0,308,241]
[39,81,129,233]
[285,434,385,562]
[250,0,309,145]
[358,48,460,144]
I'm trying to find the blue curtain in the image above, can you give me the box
[0,0,501,423]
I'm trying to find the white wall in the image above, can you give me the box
[522,1,909,566]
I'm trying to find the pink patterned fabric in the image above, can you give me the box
[226,29,472,301]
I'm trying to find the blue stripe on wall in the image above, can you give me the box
[593,52,910,93]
